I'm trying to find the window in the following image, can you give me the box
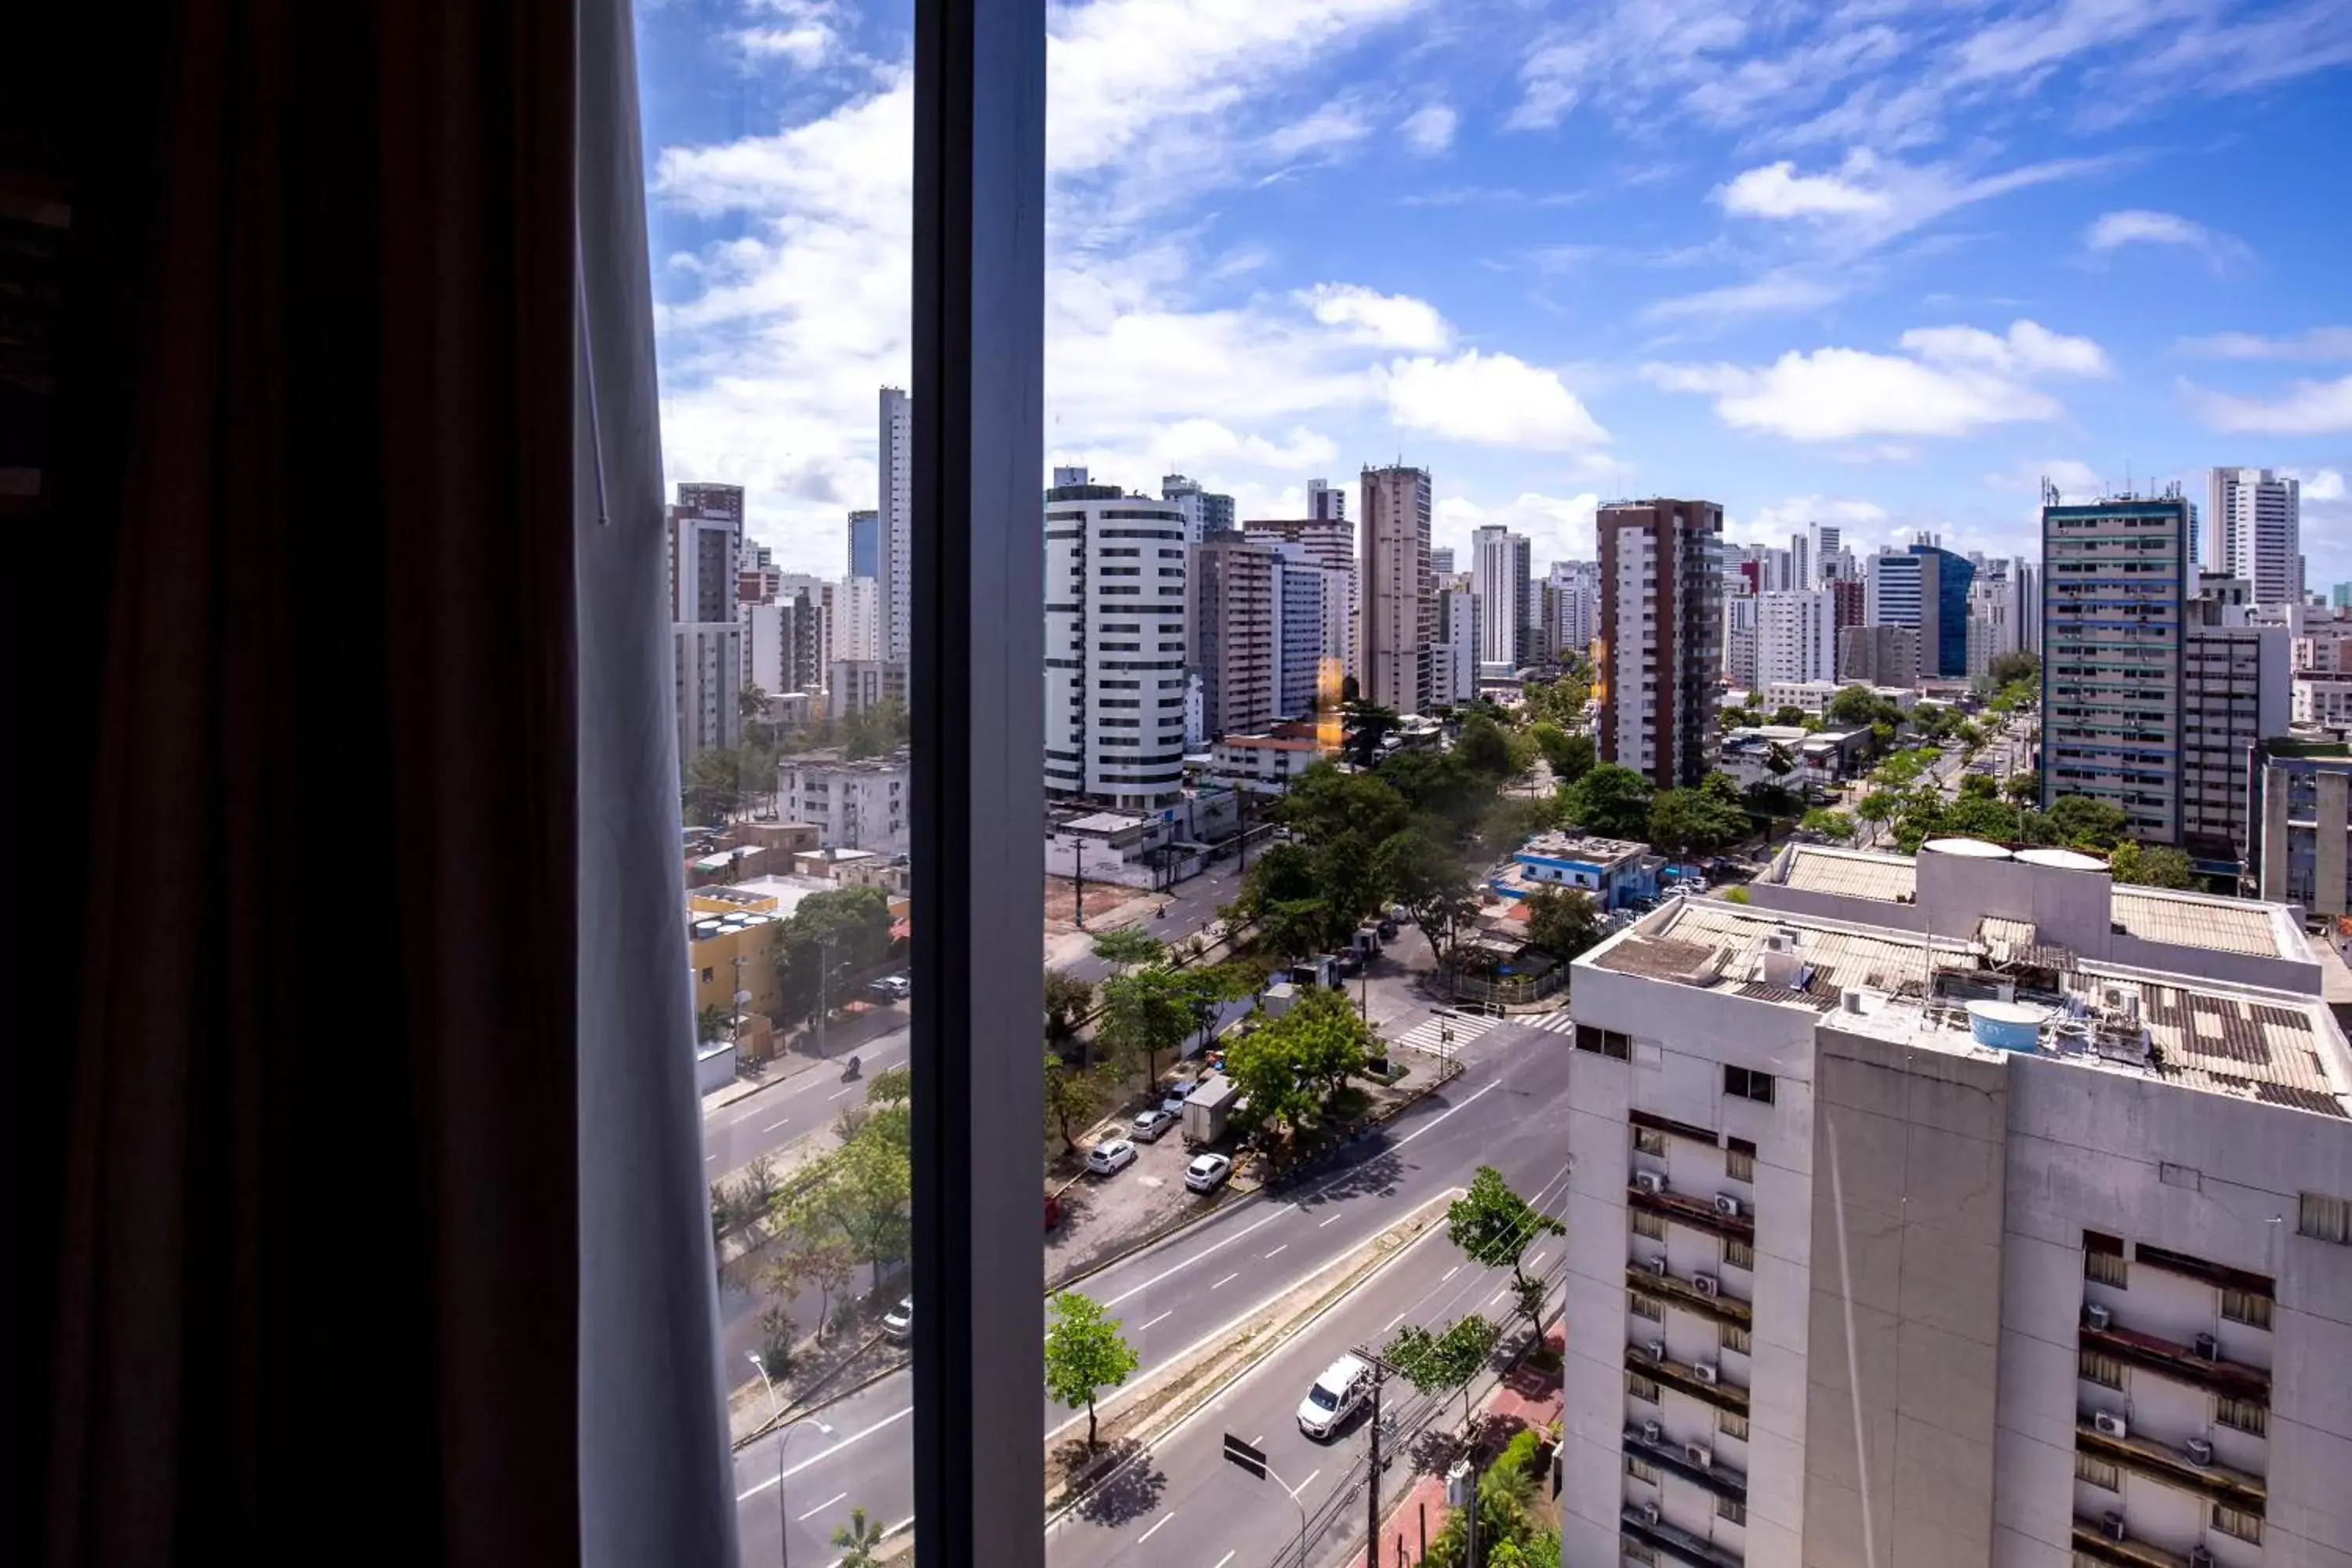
[1633,1210,1666,1241]
[2075,1453,2121,1491]
[1717,1497,1747,1525]
[1721,1324,1751,1356]
[2213,1506,2263,1544]
[1627,1372,1661,1403]
[1626,1455,1661,1484]
[2221,1288,2273,1329]
[1724,1066,1775,1104]
[1624,1545,1658,1567]
[1719,1411,1749,1442]
[2299,1190,2351,1244]
[2084,1229,2129,1287]
[1578,1024,1632,1058]
[1634,1127,1666,1156]
[1726,1146,1755,1183]
[2215,1395,2267,1436]
[2080,1350,2124,1388]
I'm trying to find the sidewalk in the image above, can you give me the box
[701,1001,906,1116]
[1376,1328,1564,1566]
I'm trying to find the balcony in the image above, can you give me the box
[2069,1519,2190,1568]
[1628,1180,1755,1246]
[1622,1504,1744,1568]
[2082,1312,2270,1405]
[1626,1262,1754,1330]
[1625,1340,1749,1418]
[1624,1423,1747,1504]
[2076,1419,2266,1514]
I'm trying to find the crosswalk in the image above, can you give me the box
[1522,1008,1579,1034]
[1387,1010,1500,1057]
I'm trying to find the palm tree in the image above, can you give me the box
[830,1506,887,1566]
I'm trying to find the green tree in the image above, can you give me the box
[1547,729,1595,785]
[1341,700,1403,768]
[2110,841,2196,888]
[1044,1291,1141,1450]
[1377,827,1481,962]
[739,682,770,720]
[1384,1313,1504,1426]
[1044,967,1094,1043]
[2003,771,2039,806]
[1770,704,1809,728]
[1224,986,1372,1132]
[696,1003,733,1044]
[1958,771,1999,800]
[1446,1165,1566,1298]
[1648,780,1749,857]
[829,1506,889,1567]
[1098,964,1198,1088]
[1456,712,1515,778]
[1090,927,1166,975]
[2048,794,2130,851]
[1043,1050,1102,1153]
[1374,750,1485,835]
[1520,886,1602,963]
[1988,649,2040,688]
[1799,808,1856,842]
[787,1118,912,1289]
[1855,789,1899,847]
[864,1065,912,1105]
[762,1214,856,1342]
[684,745,748,823]
[1562,764,1655,838]
[1828,684,1897,731]
[1278,762,1410,848]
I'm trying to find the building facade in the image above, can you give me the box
[1598,499,1724,789]
[2042,494,2193,843]
[779,751,909,853]
[1473,524,1534,672]
[1722,594,1760,695]
[1359,464,1434,716]
[1192,530,1279,739]
[1757,590,1836,687]
[1161,473,1236,545]
[1554,560,1601,662]
[877,387,913,662]
[1432,585,1479,709]
[746,590,830,699]
[825,658,906,719]
[1045,477,1189,808]
[2209,468,2301,608]
[1305,476,1346,523]
[1245,515,1358,683]
[675,623,742,760]
[2250,739,2352,916]
[1837,623,1921,688]
[847,508,879,580]
[2180,610,2289,865]
[1867,541,1976,679]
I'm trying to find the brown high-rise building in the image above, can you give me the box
[1357,464,1432,714]
[1596,498,1722,788]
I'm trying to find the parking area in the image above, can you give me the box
[1047,1078,1240,1283]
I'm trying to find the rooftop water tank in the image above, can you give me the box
[2016,848,2106,873]
[1967,1000,2045,1052]
[1922,837,2013,859]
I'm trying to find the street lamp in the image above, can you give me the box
[747,1352,837,1566]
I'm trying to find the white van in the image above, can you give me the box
[1297,1352,1372,1439]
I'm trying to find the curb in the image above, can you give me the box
[1049,1184,1263,1296]
[730,1333,910,1453]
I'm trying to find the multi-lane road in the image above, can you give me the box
[726,1020,1584,1566]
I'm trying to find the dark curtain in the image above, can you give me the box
[10,0,730,1562]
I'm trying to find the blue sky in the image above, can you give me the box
[637,0,2352,583]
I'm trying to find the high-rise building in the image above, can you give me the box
[1809,521,1842,586]
[1245,516,1359,683]
[1358,464,1433,715]
[1827,577,1865,639]
[1757,589,1836,685]
[1429,546,1454,581]
[1788,532,1811,596]
[1271,541,1345,720]
[2176,583,2292,865]
[1193,531,1279,739]
[674,625,741,763]
[1552,561,1599,662]
[1597,498,1723,787]
[833,577,883,663]
[877,387,913,662]
[1432,585,1478,709]
[1161,474,1236,546]
[2209,467,2302,608]
[746,590,829,699]
[1472,524,1534,672]
[847,508,880,581]
[1558,841,2352,1568]
[1722,594,1759,695]
[1867,542,1975,678]
[2250,736,2352,913]
[1838,622,1921,687]
[1044,474,1189,808]
[1305,477,1345,523]
[2042,492,2192,841]
[668,483,746,762]
[2334,583,2352,611]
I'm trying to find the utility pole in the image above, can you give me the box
[1352,1345,1401,1568]
[1073,842,1086,930]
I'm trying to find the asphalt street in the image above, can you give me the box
[703,1020,913,1180]
[728,1018,1581,1567]
[1062,859,1249,986]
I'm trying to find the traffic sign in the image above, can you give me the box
[1221,1432,1267,1480]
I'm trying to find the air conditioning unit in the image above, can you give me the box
[2101,1513,2127,1543]
[1646,1254,1671,1276]
[1686,1443,1715,1470]
[2187,1437,2215,1467]
[1635,1171,1666,1195]
[1694,1362,1720,1385]
[1646,1339,1667,1362]
[1694,1273,1721,1298]
[2194,1332,2220,1360]
[2094,1411,2129,1440]
[1714,1193,1743,1218]
[1640,1502,1662,1527]
[2085,1304,2113,1331]
[1642,1419,1663,1444]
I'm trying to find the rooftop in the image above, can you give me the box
[1779,845,1916,903]
[1519,832,1650,866]
[1585,900,2351,1120]
[2111,887,2283,957]
[1215,735,1323,752]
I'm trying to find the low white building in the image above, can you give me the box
[1558,840,2352,1568]
[778,750,909,852]
[1759,680,1918,717]
[1208,734,1324,794]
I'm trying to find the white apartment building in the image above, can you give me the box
[2209,469,2301,610]
[1757,590,1835,686]
[1305,477,1346,523]
[1759,679,1917,717]
[877,387,913,662]
[1559,839,2352,1568]
[674,622,741,760]
[669,483,745,760]
[1045,474,1189,808]
[1553,561,1600,662]
[745,591,829,699]
[831,576,883,663]
[1474,524,1534,671]
[825,658,906,718]
[1359,464,1434,716]
[1245,516,1359,682]
[1193,531,1279,739]
[778,751,909,853]
[1207,734,1323,795]
[1433,585,1479,709]
[1723,595,1760,694]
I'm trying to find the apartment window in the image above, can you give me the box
[1632,1292,1664,1322]
[1721,1323,1751,1356]
[2085,1230,2129,1287]
[1624,1544,1658,1568]
[2075,1452,2121,1491]
[2299,1190,2352,1244]
[2220,1288,2273,1329]
[1718,1497,1747,1526]
[1633,1210,1666,1241]
[1626,1455,1661,1485]
[2215,1395,2267,1436]
[2080,1350,2124,1389]
[1578,1024,1632,1058]
[1634,1126,1666,1157]
[1627,1372,1661,1404]
[1725,1238,1755,1271]
[1726,1145,1755,1183]
[1723,1066,1775,1104]
[2213,1506,2264,1545]
[1719,1411,1749,1443]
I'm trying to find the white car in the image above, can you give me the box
[1185,1152,1232,1192]
[1298,1352,1373,1439]
[1130,1107,1178,1142]
[1160,1080,1200,1116]
[882,1296,913,1342]
[1086,1138,1138,1177]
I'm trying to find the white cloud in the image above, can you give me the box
[1900,320,2112,378]
[1730,495,1891,542]
[2176,327,2352,361]
[2183,375,2352,435]
[1951,0,2187,83]
[1382,352,1610,449]
[2288,468,2347,502]
[1298,283,1451,350]
[1984,457,2105,498]
[731,0,854,71]
[1399,103,1458,154]
[1711,148,2111,255]
[1640,271,1844,324]
[1435,492,1602,567]
[1716,160,1890,218]
[2083,209,2250,270]
[1506,0,1753,132]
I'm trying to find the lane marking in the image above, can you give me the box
[827,1087,854,1101]
[1489,1287,1508,1305]
[706,1155,720,1164]
[1441,1265,1460,1283]
[1212,1272,1240,1290]
[1525,1250,1546,1271]
[763,1116,793,1132]
[734,1404,913,1501]
[1384,1306,1413,1331]
[1394,1079,1502,1145]
[1138,1513,1175,1544]
[1319,1213,1343,1228]
[1264,1244,1288,1260]
[1101,1204,1290,1308]
[1289,1468,1320,1498]
[1139,1310,1174,1333]
[797,1491,848,1522]
[1214,1554,1237,1568]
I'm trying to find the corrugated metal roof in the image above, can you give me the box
[1780,847,1916,903]
[2111,888,2284,957]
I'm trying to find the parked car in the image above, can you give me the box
[1130,1107,1178,1142]
[1376,917,1398,940]
[868,973,911,1000]
[1297,1353,1373,1439]
[1184,1152,1232,1192]
[882,1296,913,1342]
[1086,1138,1138,1177]
[1160,1078,1201,1116]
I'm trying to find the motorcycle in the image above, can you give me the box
[841,1055,862,1082]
